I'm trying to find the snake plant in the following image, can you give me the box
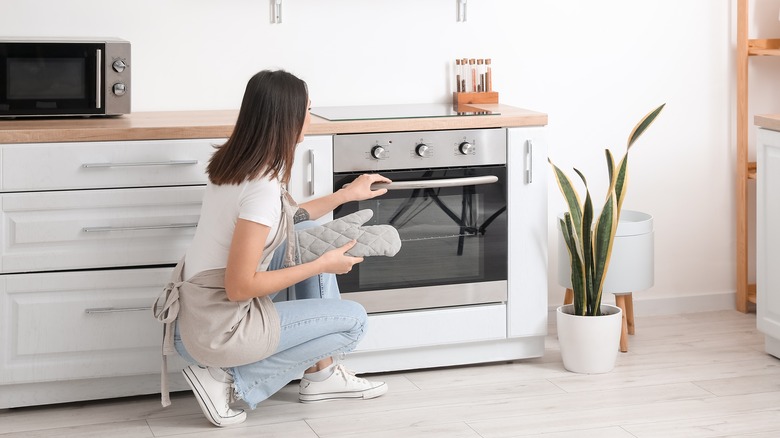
[550,104,665,316]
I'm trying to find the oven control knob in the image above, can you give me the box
[112,83,127,96]
[112,59,127,73]
[371,145,388,160]
[415,143,431,158]
[459,141,475,155]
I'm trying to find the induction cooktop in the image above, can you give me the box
[310,103,499,122]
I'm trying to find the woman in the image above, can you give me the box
[154,70,390,427]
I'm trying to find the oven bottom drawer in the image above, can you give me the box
[344,281,506,314]
[354,303,507,352]
[0,267,186,385]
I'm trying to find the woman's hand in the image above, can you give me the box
[298,173,391,222]
[317,240,364,274]
[342,173,392,202]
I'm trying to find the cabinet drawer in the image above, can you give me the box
[0,186,204,273]
[1,138,222,192]
[0,268,187,384]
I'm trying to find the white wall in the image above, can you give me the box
[2,0,775,312]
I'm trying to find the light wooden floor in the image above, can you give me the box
[2,310,779,438]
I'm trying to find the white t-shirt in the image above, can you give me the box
[184,177,282,280]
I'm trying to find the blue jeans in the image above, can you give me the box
[174,221,368,409]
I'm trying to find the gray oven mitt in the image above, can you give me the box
[295,209,401,264]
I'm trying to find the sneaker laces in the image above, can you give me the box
[210,367,237,407]
[224,384,232,410]
[332,364,368,385]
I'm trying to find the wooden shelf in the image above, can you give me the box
[736,0,763,313]
[749,39,780,57]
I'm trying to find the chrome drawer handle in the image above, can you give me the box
[82,223,198,233]
[82,160,198,168]
[369,175,498,191]
[85,306,151,314]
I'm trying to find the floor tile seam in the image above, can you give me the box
[148,414,318,437]
[549,359,780,385]
[303,418,322,438]
[404,377,567,393]
[463,395,776,434]
[618,406,780,436]
[290,389,568,422]
[535,380,716,402]
[0,418,152,437]
[318,421,485,438]
[303,386,715,431]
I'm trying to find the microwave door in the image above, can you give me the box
[1,43,101,116]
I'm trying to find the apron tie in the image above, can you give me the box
[151,260,185,407]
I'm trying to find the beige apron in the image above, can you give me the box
[152,185,298,407]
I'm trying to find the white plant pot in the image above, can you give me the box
[557,210,654,293]
[556,304,622,374]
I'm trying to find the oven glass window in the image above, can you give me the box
[334,166,507,293]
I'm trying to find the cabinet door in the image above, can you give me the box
[0,268,187,384]
[506,127,548,338]
[289,135,333,222]
[0,138,221,192]
[757,129,780,340]
[0,186,204,273]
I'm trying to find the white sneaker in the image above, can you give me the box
[299,364,388,403]
[182,365,247,427]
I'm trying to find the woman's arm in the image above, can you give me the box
[224,219,362,302]
[298,173,391,221]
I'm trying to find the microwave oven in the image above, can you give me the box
[0,37,130,118]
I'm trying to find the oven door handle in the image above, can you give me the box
[369,175,498,190]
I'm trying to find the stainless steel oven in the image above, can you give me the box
[333,128,507,313]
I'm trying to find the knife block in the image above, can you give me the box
[452,91,499,105]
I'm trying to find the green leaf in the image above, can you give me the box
[549,159,583,234]
[592,192,618,316]
[561,215,587,315]
[627,103,665,149]
[574,168,595,314]
[605,149,615,185]
[613,154,629,217]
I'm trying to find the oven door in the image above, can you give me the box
[333,165,507,313]
[0,43,102,117]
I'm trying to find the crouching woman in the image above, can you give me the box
[153,69,390,427]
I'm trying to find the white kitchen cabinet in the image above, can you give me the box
[757,128,780,358]
[506,127,548,338]
[0,135,334,408]
[0,268,187,384]
[0,186,204,273]
[0,139,219,191]
[0,120,550,406]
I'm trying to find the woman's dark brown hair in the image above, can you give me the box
[207,70,308,185]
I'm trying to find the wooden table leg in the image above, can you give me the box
[564,288,573,305]
[625,293,635,335]
[615,294,629,353]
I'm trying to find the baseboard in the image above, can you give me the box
[548,290,737,318]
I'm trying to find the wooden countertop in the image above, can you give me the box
[756,114,780,132]
[0,104,547,144]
